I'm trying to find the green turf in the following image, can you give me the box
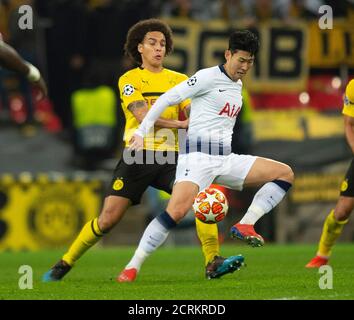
[1,244,353,300]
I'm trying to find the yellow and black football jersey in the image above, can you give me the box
[342,79,354,118]
[118,67,190,151]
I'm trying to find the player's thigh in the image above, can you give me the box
[336,160,354,218]
[339,158,354,198]
[214,154,256,190]
[166,181,199,221]
[243,157,292,187]
[108,159,155,205]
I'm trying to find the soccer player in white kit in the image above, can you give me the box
[119,30,294,282]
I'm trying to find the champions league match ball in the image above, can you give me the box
[193,188,228,224]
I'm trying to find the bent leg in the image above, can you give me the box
[230,157,294,246]
[306,161,354,267]
[317,196,353,257]
[243,157,294,187]
[43,195,131,282]
[238,157,294,224]
[306,197,352,268]
[196,218,219,265]
[63,196,131,266]
[118,182,199,281]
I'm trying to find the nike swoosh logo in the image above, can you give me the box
[219,89,227,92]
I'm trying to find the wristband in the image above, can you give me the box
[26,63,41,82]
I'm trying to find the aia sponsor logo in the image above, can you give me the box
[218,102,241,118]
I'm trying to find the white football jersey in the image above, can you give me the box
[175,65,243,154]
[136,65,243,155]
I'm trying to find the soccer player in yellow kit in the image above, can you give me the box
[42,19,243,282]
[306,79,354,268]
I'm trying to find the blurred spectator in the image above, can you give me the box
[218,0,290,26]
[160,0,219,20]
[246,0,290,22]
[219,0,246,21]
[84,0,124,88]
[161,0,194,19]
[191,0,220,20]
[70,84,119,170]
[287,0,323,20]
[218,0,255,26]
[36,0,87,130]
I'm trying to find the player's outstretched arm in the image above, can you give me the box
[0,40,29,74]
[0,40,47,99]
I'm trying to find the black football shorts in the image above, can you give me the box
[107,149,178,205]
[340,158,354,197]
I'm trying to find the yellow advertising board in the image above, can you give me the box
[253,109,344,141]
[0,173,102,251]
[291,172,343,203]
[163,18,354,93]
[308,19,354,68]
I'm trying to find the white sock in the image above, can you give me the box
[239,181,289,225]
[125,217,170,271]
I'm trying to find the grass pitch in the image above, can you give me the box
[1,244,354,300]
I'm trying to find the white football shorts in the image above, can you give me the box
[175,152,257,191]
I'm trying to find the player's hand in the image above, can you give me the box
[179,119,189,129]
[129,134,144,151]
[33,77,48,101]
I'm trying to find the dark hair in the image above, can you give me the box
[124,19,173,65]
[228,30,259,56]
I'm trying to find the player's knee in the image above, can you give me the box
[335,211,351,221]
[279,164,294,184]
[168,205,190,222]
[98,207,120,232]
[335,201,354,220]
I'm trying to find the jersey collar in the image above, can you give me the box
[218,64,243,86]
[219,64,233,81]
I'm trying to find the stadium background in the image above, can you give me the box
[0,0,354,252]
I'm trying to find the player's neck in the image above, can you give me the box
[140,63,163,73]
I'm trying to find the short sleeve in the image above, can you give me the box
[174,69,213,102]
[173,73,191,111]
[118,73,144,110]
